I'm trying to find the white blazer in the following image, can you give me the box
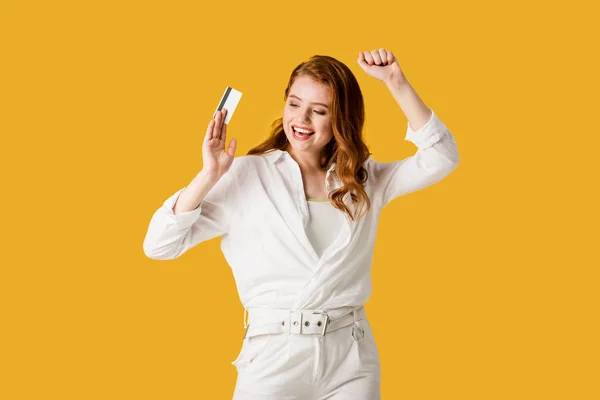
[143,108,459,311]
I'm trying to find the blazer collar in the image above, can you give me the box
[264,149,337,173]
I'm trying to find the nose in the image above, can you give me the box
[299,107,312,123]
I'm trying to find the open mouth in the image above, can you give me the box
[292,126,315,140]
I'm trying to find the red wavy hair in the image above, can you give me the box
[247,55,372,222]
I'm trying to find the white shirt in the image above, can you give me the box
[305,200,345,259]
[143,108,459,311]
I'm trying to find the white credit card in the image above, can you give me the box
[213,86,243,124]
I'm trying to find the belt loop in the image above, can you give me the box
[283,310,292,336]
[351,306,364,342]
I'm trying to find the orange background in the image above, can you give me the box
[1,0,598,398]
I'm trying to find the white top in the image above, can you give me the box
[305,200,345,259]
[143,109,459,312]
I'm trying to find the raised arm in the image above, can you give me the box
[357,49,460,207]
[142,108,239,260]
[370,107,459,207]
[142,163,240,260]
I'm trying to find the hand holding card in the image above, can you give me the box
[200,86,242,179]
[203,109,237,180]
[213,86,242,124]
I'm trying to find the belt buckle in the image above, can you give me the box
[311,311,329,336]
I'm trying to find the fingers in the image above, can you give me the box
[227,138,237,157]
[386,50,394,65]
[215,108,227,140]
[370,49,382,65]
[377,48,388,64]
[361,49,393,66]
[205,109,228,142]
[358,51,369,69]
[219,110,228,140]
[204,119,215,143]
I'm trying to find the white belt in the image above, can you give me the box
[242,305,366,341]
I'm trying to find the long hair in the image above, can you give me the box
[247,55,372,222]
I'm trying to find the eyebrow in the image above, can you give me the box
[289,94,329,109]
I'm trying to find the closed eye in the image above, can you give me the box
[289,103,326,115]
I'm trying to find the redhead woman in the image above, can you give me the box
[143,48,460,399]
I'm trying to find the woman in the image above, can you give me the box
[143,48,460,399]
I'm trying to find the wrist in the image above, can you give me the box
[198,169,221,185]
[385,74,410,89]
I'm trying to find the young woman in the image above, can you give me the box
[143,48,460,399]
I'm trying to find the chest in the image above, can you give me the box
[301,171,329,200]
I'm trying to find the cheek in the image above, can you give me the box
[325,126,335,142]
[282,113,290,134]
[319,120,333,136]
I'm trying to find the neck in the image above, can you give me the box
[285,145,324,173]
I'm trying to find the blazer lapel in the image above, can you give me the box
[270,156,321,262]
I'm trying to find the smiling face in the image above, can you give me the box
[282,74,334,159]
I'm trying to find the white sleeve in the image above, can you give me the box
[370,109,460,208]
[142,158,241,260]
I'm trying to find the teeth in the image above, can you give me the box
[294,127,314,134]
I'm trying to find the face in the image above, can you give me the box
[282,75,334,156]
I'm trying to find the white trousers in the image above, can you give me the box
[231,306,381,399]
